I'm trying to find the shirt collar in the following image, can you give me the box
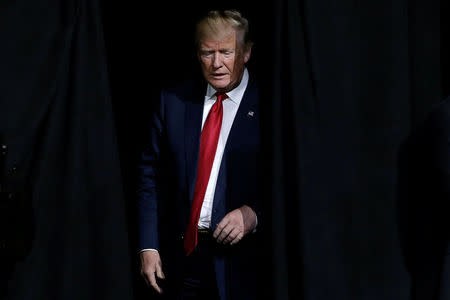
[205,68,249,105]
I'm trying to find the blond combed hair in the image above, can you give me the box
[195,10,252,49]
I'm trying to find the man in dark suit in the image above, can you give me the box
[398,97,450,300]
[137,10,263,300]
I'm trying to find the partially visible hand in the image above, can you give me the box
[140,250,165,294]
[213,205,257,245]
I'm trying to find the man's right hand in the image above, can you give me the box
[140,250,165,294]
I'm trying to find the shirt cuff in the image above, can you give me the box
[139,248,159,254]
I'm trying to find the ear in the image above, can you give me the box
[243,44,252,63]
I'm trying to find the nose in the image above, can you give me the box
[212,52,222,69]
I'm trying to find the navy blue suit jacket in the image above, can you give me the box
[137,75,263,299]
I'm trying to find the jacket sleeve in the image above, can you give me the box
[137,91,166,251]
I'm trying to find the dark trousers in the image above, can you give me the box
[180,231,220,300]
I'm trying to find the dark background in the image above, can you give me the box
[0,0,448,299]
[443,0,450,98]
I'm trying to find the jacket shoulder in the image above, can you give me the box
[161,78,205,101]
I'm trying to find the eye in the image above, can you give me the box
[222,50,233,56]
[200,50,214,58]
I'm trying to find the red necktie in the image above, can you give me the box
[184,92,228,256]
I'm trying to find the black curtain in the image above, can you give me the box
[443,0,450,98]
[0,1,133,299]
[262,0,445,300]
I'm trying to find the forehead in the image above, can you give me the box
[198,22,241,48]
[199,30,237,49]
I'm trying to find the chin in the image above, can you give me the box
[210,81,230,91]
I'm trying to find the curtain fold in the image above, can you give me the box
[260,0,442,299]
[0,1,133,299]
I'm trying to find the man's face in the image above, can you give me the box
[198,28,251,92]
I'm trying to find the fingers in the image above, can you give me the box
[216,225,232,243]
[141,267,163,294]
[156,263,165,280]
[141,267,159,292]
[141,271,151,287]
[213,210,246,245]
[229,230,244,246]
[217,225,234,244]
[148,271,163,294]
[213,218,230,240]
[223,227,243,245]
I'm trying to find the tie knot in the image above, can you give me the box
[215,93,228,102]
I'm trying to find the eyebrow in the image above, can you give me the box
[200,48,235,53]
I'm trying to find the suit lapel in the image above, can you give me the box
[184,82,206,204]
[211,79,259,217]
[224,79,259,155]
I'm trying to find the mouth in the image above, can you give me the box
[211,73,227,79]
